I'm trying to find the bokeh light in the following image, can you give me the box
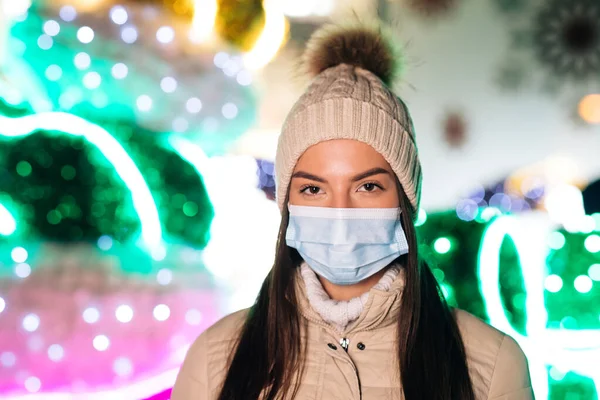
[547,232,566,250]
[11,246,28,263]
[573,275,593,293]
[45,64,63,81]
[578,94,600,124]
[589,264,600,281]
[433,237,452,254]
[22,313,40,332]
[59,5,77,21]
[584,234,600,253]
[74,52,91,70]
[153,304,170,321]
[161,76,177,93]
[93,335,110,351]
[14,263,31,278]
[83,307,100,324]
[43,20,60,36]
[24,376,41,393]
[121,26,138,43]
[77,26,94,44]
[111,63,128,79]
[115,305,134,323]
[222,103,238,119]
[186,97,203,114]
[185,309,203,326]
[544,274,563,293]
[0,352,16,368]
[110,5,128,25]
[47,344,65,362]
[156,26,175,44]
[156,268,173,285]
[113,357,133,377]
[136,95,152,112]
[415,209,428,226]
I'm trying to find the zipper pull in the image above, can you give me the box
[340,337,349,352]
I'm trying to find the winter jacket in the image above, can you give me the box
[172,269,533,399]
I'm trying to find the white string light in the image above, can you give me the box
[110,5,128,25]
[156,26,175,44]
[77,26,94,44]
[121,26,138,44]
[59,5,77,22]
[93,335,110,351]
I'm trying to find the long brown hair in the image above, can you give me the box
[217,186,475,400]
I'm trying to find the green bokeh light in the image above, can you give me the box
[545,274,563,293]
[584,234,600,253]
[182,201,198,217]
[573,275,593,294]
[61,165,76,180]
[433,237,452,254]
[588,264,600,281]
[415,209,427,227]
[548,232,566,250]
[16,160,32,177]
[432,268,445,282]
[46,209,62,225]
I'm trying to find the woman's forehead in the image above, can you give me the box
[294,140,392,174]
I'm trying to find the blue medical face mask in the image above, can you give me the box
[285,205,409,286]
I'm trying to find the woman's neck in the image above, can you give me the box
[318,268,390,301]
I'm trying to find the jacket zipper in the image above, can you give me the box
[340,337,350,352]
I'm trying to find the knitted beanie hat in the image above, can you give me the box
[275,23,422,215]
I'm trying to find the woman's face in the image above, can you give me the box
[289,139,400,208]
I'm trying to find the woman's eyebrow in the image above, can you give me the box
[291,168,390,183]
[350,167,390,182]
[291,171,327,183]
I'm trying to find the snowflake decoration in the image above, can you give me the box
[493,0,528,14]
[532,0,600,80]
[495,62,528,91]
[406,0,459,17]
[442,111,467,148]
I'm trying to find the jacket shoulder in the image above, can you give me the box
[204,307,250,344]
[171,308,250,400]
[454,309,533,400]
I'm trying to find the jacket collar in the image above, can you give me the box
[293,265,406,335]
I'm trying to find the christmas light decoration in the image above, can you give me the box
[0,242,221,399]
[479,214,600,399]
[532,0,600,81]
[0,112,163,252]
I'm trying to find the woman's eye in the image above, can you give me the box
[358,182,381,192]
[301,185,322,195]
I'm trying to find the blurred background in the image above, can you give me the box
[0,0,599,398]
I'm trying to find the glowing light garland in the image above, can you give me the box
[190,0,218,43]
[0,112,164,253]
[478,214,600,398]
[243,0,287,70]
[170,136,280,312]
[0,202,17,235]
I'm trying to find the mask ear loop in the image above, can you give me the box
[393,213,410,255]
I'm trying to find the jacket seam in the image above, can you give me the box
[488,386,533,399]
[486,335,507,400]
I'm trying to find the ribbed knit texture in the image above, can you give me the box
[275,63,422,216]
[300,262,402,333]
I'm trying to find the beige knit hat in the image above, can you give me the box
[275,23,422,216]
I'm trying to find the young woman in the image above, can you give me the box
[172,23,533,400]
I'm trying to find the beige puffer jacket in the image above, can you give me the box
[172,270,533,400]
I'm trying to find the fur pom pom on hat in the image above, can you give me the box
[275,22,422,217]
[303,22,403,86]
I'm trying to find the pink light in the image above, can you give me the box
[0,248,222,399]
[3,368,179,400]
